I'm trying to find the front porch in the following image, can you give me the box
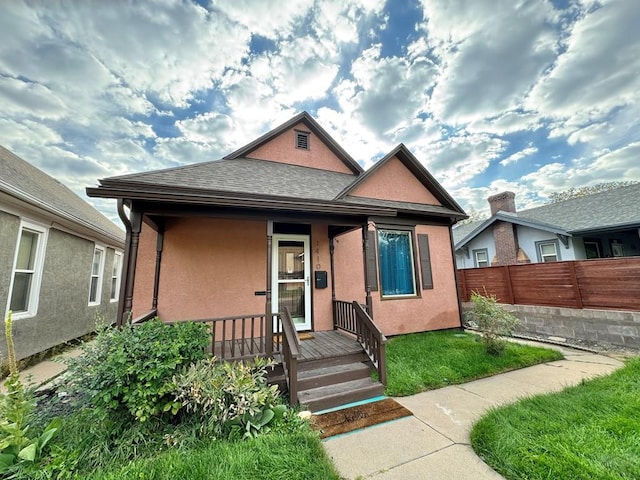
[143,300,387,412]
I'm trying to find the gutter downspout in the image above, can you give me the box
[116,199,131,327]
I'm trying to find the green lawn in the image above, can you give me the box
[471,357,640,480]
[385,330,563,396]
[83,427,339,480]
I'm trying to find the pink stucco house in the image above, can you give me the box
[87,112,466,410]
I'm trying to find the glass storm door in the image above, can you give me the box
[272,234,311,331]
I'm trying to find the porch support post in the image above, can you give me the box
[152,225,164,311]
[118,203,142,327]
[362,223,373,317]
[265,220,274,356]
[329,236,337,328]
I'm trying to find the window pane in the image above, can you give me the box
[540,244,556,255]
[10,272,32,312]
[278,282,305,319]
[16,230,38,270]
[378,230,415,296]
[92,249,103,275]
[89,277,98,303]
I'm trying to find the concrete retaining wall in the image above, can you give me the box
[461,302,640,350]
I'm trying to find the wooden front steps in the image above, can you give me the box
[296,353,384,412]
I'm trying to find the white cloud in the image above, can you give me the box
[424,0,558,124]
[500,146,539,166]
[527,1,640,123]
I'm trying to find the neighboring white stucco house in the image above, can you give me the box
[454,186,640,269]
[1,146,125,360]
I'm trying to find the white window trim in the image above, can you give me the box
[89,245,106,306]
[473,248,489,268]
[110,251,123,303]
[536,240,561,263]
[6,220,49,320]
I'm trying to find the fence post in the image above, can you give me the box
[568,261,584,309]
[503,266,515,304]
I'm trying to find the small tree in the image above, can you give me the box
[464,292,520,355]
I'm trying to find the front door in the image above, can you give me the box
[272,234,311,331]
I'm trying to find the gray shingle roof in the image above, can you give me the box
[0,146,124,244]
[452,220,484,244]
[453,184,640,249]
[517,183,640,233]
[104,157,356,201]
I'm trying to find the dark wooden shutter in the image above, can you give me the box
[366,230,378,291]
[417,234,433,290]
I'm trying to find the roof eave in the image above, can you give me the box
[1,182,124,247]
[86,185,396,217]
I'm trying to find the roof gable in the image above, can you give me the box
[0,146,124,244]
[224,112,363,175]
[337,144,464,214]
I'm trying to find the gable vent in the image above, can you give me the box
[295,131,310,150]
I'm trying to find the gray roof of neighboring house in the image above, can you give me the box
[102,157,356,202]
[516,183,640,233]
[0,146,125,245]
[453,183,640,249]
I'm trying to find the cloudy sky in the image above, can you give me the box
[1,0,639,222]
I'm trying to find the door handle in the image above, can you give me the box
[306,276,310,286]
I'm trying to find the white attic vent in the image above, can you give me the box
[295,130,310,150]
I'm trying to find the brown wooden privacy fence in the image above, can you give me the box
[458,257,640,312]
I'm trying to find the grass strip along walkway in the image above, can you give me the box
[472,356,640,480]
[385,330,564,397]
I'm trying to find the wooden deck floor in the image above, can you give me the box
[296,330,363,362]
[212,330,363,362]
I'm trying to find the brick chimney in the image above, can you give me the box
[487,191,516,215]
[488,191,518,265]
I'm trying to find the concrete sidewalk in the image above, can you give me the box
[322,344,625,479]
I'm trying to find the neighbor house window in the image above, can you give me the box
[377,229,417,297]
[473,249,489,268]
[536,240,560,263]
[89,246,105,305]
[110,252,122,302]
[584,240,601,259]
[295,130,310,150]
[8,221,48,317]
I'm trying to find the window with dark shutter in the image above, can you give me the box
[417,234,433,290]
[295,131,310,150]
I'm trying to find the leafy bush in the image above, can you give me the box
[464,292,520,355]
[0,312,62,477]
[67,319,209,421]
[173,356,285,438]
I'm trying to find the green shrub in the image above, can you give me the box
[67,319,209,421]
[464,292,520,355]
[0,312,63,477]
[173,356,285,438]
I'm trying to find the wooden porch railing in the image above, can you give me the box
[280,307,301,405]
[333,299,387,385]
[169,313,281,362]
[130,309,157,325]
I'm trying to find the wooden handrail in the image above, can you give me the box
[280,307,300,405]
[352,301,387,385]
[131,309,157,325]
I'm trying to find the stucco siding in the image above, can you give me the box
[3,227,118,360]
[248,122,355,174]
[456,229,496,269]
[310,224,333,331]
[0,210,20,315]
[334,224,461,336]
[131,221,158,319]
[516,225,577,262]
[349,156,441,205]
[155,217,267,321]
